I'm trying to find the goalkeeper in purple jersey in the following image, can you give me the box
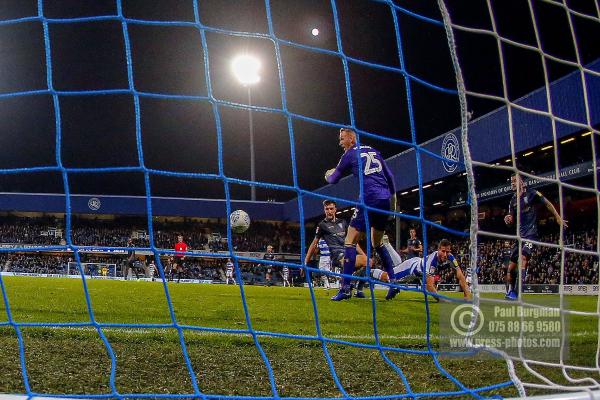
[325,128,397,301]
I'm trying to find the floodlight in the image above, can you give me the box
[231,55,261,85]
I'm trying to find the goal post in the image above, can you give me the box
[67,262,117,278]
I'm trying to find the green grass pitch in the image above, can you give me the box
[0,276,596,399]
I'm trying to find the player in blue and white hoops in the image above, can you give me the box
[225,258,235,285]
[504,174,567,300]
[325,128,397,301]
[317,238,332,289]
[282,265,291,287]
[371,239,471,301]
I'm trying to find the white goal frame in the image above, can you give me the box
[67,262,117,278]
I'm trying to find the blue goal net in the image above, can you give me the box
[0,0,598,399]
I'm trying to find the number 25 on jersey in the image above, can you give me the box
[360,152,382,175]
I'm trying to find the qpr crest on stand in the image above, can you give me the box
[441,133,460,173]
[88,197,101,211]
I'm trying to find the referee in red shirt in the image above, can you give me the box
[173,234,187,282]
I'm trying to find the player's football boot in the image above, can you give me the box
[331,287,352,301]
[504,290,518,301]
[355,290,367,299]
[385,286,400,300]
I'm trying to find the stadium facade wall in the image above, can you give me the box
[0,192,285,220]
[476,161,594,201]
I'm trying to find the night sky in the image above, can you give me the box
[0,0,597,202]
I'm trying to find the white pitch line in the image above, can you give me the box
[16,326,598,341]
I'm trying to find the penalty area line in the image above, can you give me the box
[14,326,597,341]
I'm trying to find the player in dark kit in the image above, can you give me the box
[305,199,370,297]
[325,128,397,301]
[124,238,136,280]
[264,245,275,286]
[264,245,275,262]
[402,228,423,258]
[504,174,567,300]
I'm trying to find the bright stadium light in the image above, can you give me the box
[231,54,261,85]
[232,54,261,201]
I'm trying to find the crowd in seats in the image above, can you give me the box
[0,216,301,253]
[1,254,67,274]
[563,253,598,284]
[0,215,598,286]
[0,252,292,284]
[200,221,299,253]
[432,231,598,286]
[0,254,126,276]
[0,216,62,245]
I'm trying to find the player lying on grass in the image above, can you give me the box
[371,239,471,301]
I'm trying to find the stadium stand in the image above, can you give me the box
[0,213,597,286]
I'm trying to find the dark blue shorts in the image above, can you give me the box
[330,251,344,269]
[510,241,534,263]
[349,198,391,232]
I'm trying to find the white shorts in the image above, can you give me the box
[318,256,331,271]
[384,243,403,268]
[226,271,233,278]
[394,257,423,281]
[372,257,422,283]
